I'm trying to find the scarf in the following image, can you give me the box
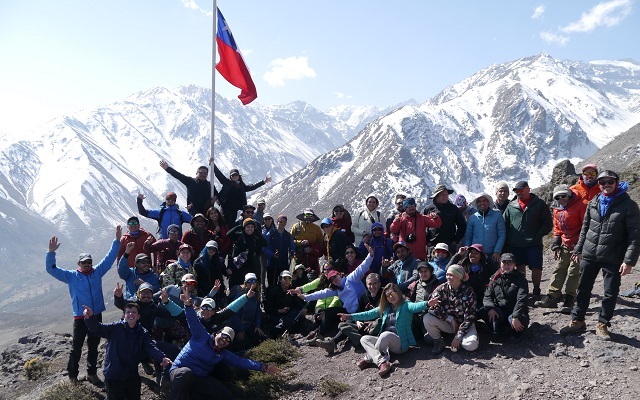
[177,258,191,271]
[599,181,627,217]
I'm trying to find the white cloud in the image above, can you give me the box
[540,31,570,46]
[178,0,213,17]
[334,92,352,100]
[532,5,545,19]
[561,0,632,33]
[263,56,317,87]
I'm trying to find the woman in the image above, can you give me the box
[226,218,268,298]
[429,242,451,283]
[296,263,343,342]
[227,273,266,350]
[160,244,196,288]
[424,264,479,354]
[352,195,382,245]
[193,240,227,308]
[205,206,231,257]
[344,244,362,275]
[448,244,496,303]
[338,283,428,377]
[331,205,355,243]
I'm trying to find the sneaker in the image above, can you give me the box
[431,338,445,355]
[534,295,559,308]
[559,320,586,336]
[304,330,318,340]
[87,374,104,386]
[316,338,336,355]
[357,358,372,370]
[596,322,611,341]
[378,361,392,377]
[559,295,575,314]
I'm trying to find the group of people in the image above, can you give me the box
[46,161,639,397]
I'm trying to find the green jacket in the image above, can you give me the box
[503,194,552,248]
[300,278,342,309]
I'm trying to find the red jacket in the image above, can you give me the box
[182,229,216,263]
[389,212,441,260]
[552,192,587,251]
[117,229,154,268]
[570,178,600,205]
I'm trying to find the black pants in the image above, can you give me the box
[170,366,231,400]
[68,314,102,377]
[572,260,622,325]
[319,307,346,336]
[477,306,529,336]
[106,376,141,400]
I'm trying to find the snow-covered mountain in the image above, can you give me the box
[264,54,640,218]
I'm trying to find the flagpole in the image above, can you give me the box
[210,0,217,198]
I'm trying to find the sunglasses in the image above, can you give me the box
[137,259,151,264]
[583,171,597,177]
[166,197,176,201]
[80,261,93,265]
[168,230,179,235]
[201,305,214,311]
[182,281,197,286]
[554,194,567,200]
[220,334,232,343]
[304,213,314,217]
[264,217,273,220]
[206,247,217,251]
[372,228,383,232]
[246,279,257,284]
[128,221,139,226]
[501,260,515,265]
[435,249,448,253]
[385,291,398,298]
[599,179,616,186]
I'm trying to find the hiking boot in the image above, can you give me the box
[378,361,392,377]
[357,358,372,370]
[142,362,154,375]
[317,338,336,355]
[534,295,559,308]
[559,320,586,336]
[560,295,575,314]
[431,338,445,355]
[87,374,104,386]
[596,322,611,341]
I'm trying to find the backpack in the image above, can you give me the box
[156,203,185,234]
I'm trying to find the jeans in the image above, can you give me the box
[360,331,405,366]
[68,313,102,377]
[423,314,479,351]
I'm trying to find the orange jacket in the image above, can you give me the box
[552,192,587,250]
[570,178,600,205]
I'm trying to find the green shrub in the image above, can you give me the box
[38,382,97,400]
[320,378,350,398]
[245,338,301,366]
[24,357,48,380]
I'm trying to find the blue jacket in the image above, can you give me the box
[305,254,371,313]
[263,229,296,270]
[430,257,450,283]
[170,305,264,377]
[46,240,119,317]
[117,256,160,299]
[382,254,420,291]
[358,223,393,275]
[137,198,192,239]
[351,300,428,352]
[85,317,165,380]
[464,209,506,254]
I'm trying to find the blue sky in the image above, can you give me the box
[0,0,638,133]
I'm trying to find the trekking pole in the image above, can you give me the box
[281,300,309,338]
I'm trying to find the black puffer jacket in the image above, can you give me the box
[424,201,466,247]
[574,190,640,265]
[483,270,529,319]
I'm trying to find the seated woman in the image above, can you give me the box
[408,262,439,343]
[429,243,451,283]
[338,283,428,377]
[296,263,343,343]
[226,218,267,299]
[447,244,496,304]
[226,273,266,350]
[424,264,479,354]
[205,206,231,257]
[477,253,529,340]
[344,244,362,275]
[264,270,307,338]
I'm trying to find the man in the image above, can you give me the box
[253,198,267,225]
[117,216,153,268]
[424,184,466,253]
[381,241,420,292]
[169,294,280,400]
[213,164,270,224]
[454,194,476,221]
[181,214,216,263]
[46,226,122,385]
[234,204,257,228]
[561,170,640,340]
[464,193,506,264]
[143,224,183,274]
[83,303,172,400]
[570,163,601,205]
[503,181,553,301]
[337,272,383,349]
[493,181,511,213]
[264,215,296,287]
[358,222,394,276]
[320,217,352,272]
[137,191,192,238]
[118,242,160,299]
[389,197,441,260]
[160,160,216,216]
[535,184,586,312]
[265,270,307,337]
[385,194,406,239]
[290,208,324,277]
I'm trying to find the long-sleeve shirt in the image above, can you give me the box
[428,283,476,339]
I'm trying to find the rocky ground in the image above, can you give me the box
[1,263,639,400]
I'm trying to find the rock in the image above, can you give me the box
[630,366,638,371]
[580,360,590,367]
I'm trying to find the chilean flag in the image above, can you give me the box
[216,8,257,105]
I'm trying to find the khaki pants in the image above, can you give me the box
[423,314,479,351]
[547,246,580,298]
[360,331,405,366]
